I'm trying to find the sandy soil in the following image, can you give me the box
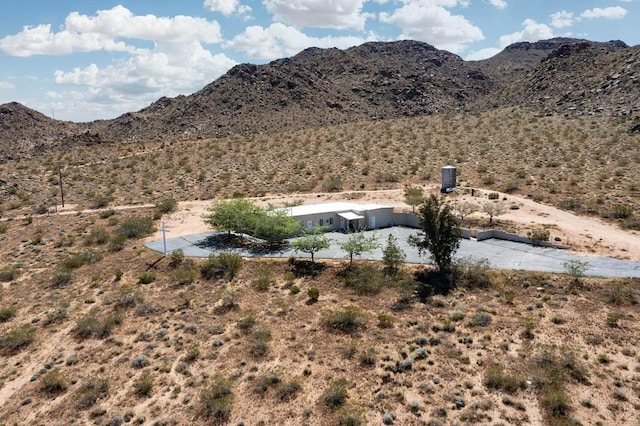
[146,188,640,262]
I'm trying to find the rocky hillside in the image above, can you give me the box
[1,37,638,156]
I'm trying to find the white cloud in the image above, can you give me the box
[0,6,223,57]
[498,19,554,48]
[550,10,574,28]
[379,1,484,53]
[486,0,507,10]
[264,0,368,30]
[0,80,15,89]
[225,23,370,59]
[203,0,252,16]
[580,6,627,20]
[465,47,500,60]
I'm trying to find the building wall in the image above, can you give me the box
[292,207,394,231]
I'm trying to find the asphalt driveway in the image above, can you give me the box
[144,227,640,278]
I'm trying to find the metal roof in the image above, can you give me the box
[286,202,392,217]
[337,212,365,220]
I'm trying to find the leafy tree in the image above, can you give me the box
[382,234,406,273]
[408,194,462,274]
[563,259,590,287]
[404,186,424,213]
[252,208,302,244]
[339,231,380,268]
[482,201,505,225]
[290,226,331,263]
[203,198,262,235]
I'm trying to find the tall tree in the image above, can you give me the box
[339,231,380,268]
[404,186,424,213]
[203,198,262,235]
[290,226,331,263]
[408,194,462,274]
[482,201,505,225]
[252,208,302,245]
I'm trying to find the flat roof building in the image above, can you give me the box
[285,202,394,232]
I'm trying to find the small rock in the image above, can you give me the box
[21,397,32,405]
[453,395,466,409]
[433,376,440,385]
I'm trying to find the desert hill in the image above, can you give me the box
[2,37,638,157]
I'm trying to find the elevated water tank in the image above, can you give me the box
[441,166,457,192]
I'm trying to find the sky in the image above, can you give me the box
[0,1,637,122]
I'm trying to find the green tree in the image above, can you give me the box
[252,208,302,244]
[290,226,331,263]
[404,186,424,213]
[339,231,380,268]
[408,194,462,274]
[563,259,590,287]
[382,234,406,273]
[203,198,261,235]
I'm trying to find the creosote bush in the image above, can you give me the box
[323,306,368,333]
[322,378,349,409]
[199,376,234,422]
[0,306,17,322]
[133,373,154,397]
[483,364,526,394]
[72,310,122,339]
[0,323,37,353]
[76,377,109,409]
[201,252,243,281]
[0,265,21,282]
[116,216,155,239]
[40,368,68,395]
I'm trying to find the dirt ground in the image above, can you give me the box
[147,187,640,262]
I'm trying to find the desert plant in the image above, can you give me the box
[382,234,406,274]
[72,311,122,339]
[252,264,275,291]
[453,256,491,288]
[133,373,154,397]
[323,306,367,333]
[563,259,590,287]
[322,378,349,409]
[40,368,68,395]
[155,197,177,214]
[51,270,73,287]
[339,231,379,268]
[483,364,526,394]
[377,313,394,328]
[84,226,110,245]
[137,271,156,284]
[482,201,505,224]
[76,377,109,409]
[307,287,320,303]
[60,249,102,271]
[0,306,17,322]
[0,265,21,282]
[527,228,550,246]
[117,216,155,239]
[341,264,384,295]
[290,226,331,263]
[404,186,424,213]
[200,252,243,281]
[0,323,36,353]
[199,376,234,422]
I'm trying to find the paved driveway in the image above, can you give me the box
[144,227,640,278]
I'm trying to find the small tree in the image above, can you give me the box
[563,259,590,287]
[339,231,380,268]
[382,234,406,274]
[408,194,462,275]
[252,208,302,245]
[290,226,331,263]
[203,198,262,235]
[482,201,505,225]
[453,200,478,222]
[404,186,424,213]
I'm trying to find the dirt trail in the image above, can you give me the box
[146,188,640,262]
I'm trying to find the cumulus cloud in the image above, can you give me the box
[580,6,627,20]
[486,0,507,10]
[225,23,370,59]
[465,47,501,61]
[264,0,368,30]
[203,0,252,16]
[550,10,574,28]
[498,19,554,48]
[379,1,484,53]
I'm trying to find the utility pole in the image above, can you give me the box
[58,166,64,208]
[161,221,170,256]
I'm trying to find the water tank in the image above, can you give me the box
[441,166,457,192]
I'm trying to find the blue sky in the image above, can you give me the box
[0,0,637,122]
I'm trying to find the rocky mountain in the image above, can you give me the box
[1,37,638,157]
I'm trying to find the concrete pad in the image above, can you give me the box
[144,227,640,278]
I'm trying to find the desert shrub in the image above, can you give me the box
[199,376,234,422]
[108,234,128,252]
[252,264,275,292]
[72,311,122,339]
[0,306,17,322]
[541,388,571,417]
[253,371,281,394]
[167,249,185,268]
[171,266,197,285]
[453,256,491,288]
[323,306,367,333]
[289,285,301,295]
[602,203,634,219]
[323,175,343,192]
[40,368,68,395]
[98,209,116,219]
[621,216,640,230]
[275,378,301,402]
[483,364,526,394]
[115,285,143,309]
[468,311,492,327]
[335,407,364,426]
[84,226,110,245]
[155,197,177,214]
[527,228,550,246]
[605,282,637,305]
[201,252,243,281]
[51,269,73,287]
[341,264,384,295]
[488,192,499,200]
[0,223,7,233]
[307,287,320,303]
[213,289,241,314]
[249,327,272,358]
[60,249,102,271]
[184,343,201,363]
[0,265,21,282]
[0,323,36,353]
[359,347,377,367]
[117,216,155,239]
[43,301,70,326]
[377,313,394,329]
[236,310,257,333]
[76,377,109,409]
[322,378,349,409]
[133,373,154,397]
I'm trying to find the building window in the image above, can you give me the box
[328,217,333,225]
[319,219,324,226]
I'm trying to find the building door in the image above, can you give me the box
[306,220,313,229]
[340,217,345,231]
[369,216,376,229]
